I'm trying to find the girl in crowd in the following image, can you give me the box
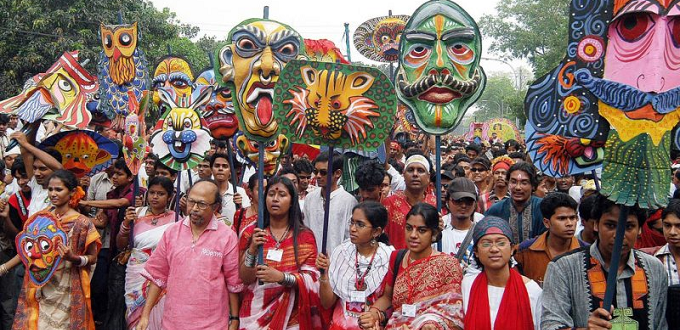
[316,201,394,329]
[238,176,325,329]
[359,203,464,330]
[10,170,101,329]
[463,216,542,330]
[232,174,263,236]
[117,176,176,329]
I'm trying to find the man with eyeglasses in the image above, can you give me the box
[303,151,357,254]
[440,170,455,207]
[485,162,546,244]
[139,180,243,330]
[441,178,484,268]
[467,157,490,212]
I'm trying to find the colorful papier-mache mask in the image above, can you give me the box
[354,15,410,62]
[152,56,195,109]
[234,131,290,176]
[97,22,150,132]
[524,0,680,208]
[16,212,68,287]
[193,69,239,140]
[396,0,486,135]
[39,130,119,179]
[303,39,350,64]
[274,60,396,151]
[151,88,212,171]
[123,91,148,175]
[216,18,306,142]
[0,51,98,129]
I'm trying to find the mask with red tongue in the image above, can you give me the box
[215,18,305,142]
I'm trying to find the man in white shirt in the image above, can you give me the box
[441,177,483,267]
[210,153,250,226]
[303,151,357,254]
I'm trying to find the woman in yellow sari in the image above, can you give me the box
[10,169,101,329]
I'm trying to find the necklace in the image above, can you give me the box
[146,209,168,226]
[269,226,291,249]
[354,245,378,291]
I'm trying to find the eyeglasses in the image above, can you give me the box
[187,199,215,210]
[313,169,328,176]
[470,168,487,173]
[349,219,372,229]
[479,239,510,249]
[441,183,449,189]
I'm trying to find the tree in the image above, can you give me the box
[0,0,203,98]
[479,0,570,78]
[473,74,526,126]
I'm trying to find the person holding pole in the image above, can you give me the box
[540,193,668,329]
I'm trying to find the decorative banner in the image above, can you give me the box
[215,18,306,142]
[524,0,680,208]
[122,91,148,175]
[303,39,349,64]
[353,15,410,62]
[97,22,150,132]
[396,0,486,136]
[16,212,68,287]
[394,103,420,135]
[39,129,119,179]
[463,119,522,144]
[193,69,239,140]
[0,51,98,129]
[152,55,194,109]
[273,60,396,151]
[233,131,290,176]
[151,88,212,171]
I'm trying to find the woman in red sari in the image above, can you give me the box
[238,176,325,330]
[359,203,464,330]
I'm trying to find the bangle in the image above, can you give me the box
[78,256,88,267]
[369,306,384,323]
[278,272,296,287]
[229,315,239,322]
[244,250,256,268]
[0,264,8,276]
[319,277,329,283]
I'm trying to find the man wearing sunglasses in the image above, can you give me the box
[303,151,357,254]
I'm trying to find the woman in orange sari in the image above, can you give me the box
[238,176,325,330]
[359,203,464,330]
[11,169,101,329]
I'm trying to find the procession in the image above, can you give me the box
[0,0,678,329]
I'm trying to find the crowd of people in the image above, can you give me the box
[0,115,676,330]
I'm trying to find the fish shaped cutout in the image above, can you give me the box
[39,130,119,179]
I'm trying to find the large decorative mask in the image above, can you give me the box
[152,56,194,108]
[303,39,350,64]
[193,69,239,140]
[396,0,486,135]
[97,22,150,132]
[0,51,98,129]
[39,130,119,179]
[354,15,410,62]
[216,19,305,142]
[524,0,680,208]
[123,91,148,175]
[274,60,396,150]
[16,212,68,287]
[234,131,289,176]
[151,88,212,171]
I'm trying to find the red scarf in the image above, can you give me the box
[635,209,666,249]
[464,268,534,330]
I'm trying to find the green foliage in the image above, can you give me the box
[473,74,526,126]
[479,0,570,78]
[0,0,220,98]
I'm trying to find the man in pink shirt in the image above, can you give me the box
[139,180,243,330]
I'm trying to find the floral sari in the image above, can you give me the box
[385,252,464,330]
[238,224,327,330]
[13,213,101,330]
[124,208,175,329]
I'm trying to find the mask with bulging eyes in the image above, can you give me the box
[16,212,69,287]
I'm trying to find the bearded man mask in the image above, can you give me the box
[216,19,305,141]
[396,0,486,135]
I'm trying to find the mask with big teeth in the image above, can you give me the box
[193,69,239,139]
[16,212,68,287]
[396,1,486,135]
[235,132,290,175]
[216,19,305,141]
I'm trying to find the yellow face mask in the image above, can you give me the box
[152,57,194,107]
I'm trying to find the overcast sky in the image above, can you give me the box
[149,0,529,77]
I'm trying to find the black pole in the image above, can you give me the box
[256,144,266,265]
[263,6,269,19]
[435,136,442,252]
[602,205,629,312]
[321,146,335,255]
[174,170,181,222]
